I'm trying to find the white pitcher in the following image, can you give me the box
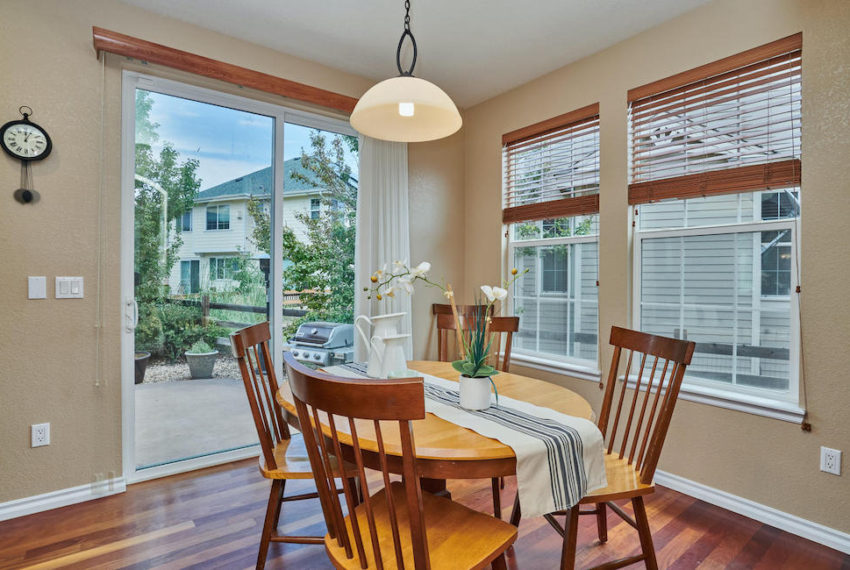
[355,312,406,377]
[369,334,410,378]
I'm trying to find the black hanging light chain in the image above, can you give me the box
[396,0,418,76]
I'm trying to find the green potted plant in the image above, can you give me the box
[185,340,217,379]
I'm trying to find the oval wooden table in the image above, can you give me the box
[277,360,595,489]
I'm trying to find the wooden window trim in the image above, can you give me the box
[627,32,801,102]
[502,103,599,146]
[92,26,358,114]
[628,158,800,205]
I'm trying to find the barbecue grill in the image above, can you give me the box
[287,322,354,366]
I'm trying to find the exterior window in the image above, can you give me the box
[209,257,238,280]
[180,259,199,293]
[206,205,230,230]
[310,198,320,220]
[177,210,192,232]
[503,104,600,369]
[510,215,599,366]
[629,36,801,405]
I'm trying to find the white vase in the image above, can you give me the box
[459,376,492,410]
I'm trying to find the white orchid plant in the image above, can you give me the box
[365,261,528,384]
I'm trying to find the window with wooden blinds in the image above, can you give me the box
[628,33,801,205]
[503,103,600,224]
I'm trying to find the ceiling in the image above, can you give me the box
[119,0,711,108]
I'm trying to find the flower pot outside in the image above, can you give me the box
[134,351,151,385]
[459,375,492,410]
[186,351,217,379]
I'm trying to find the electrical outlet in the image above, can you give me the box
[31,423,50,447]
[820,446,842,475]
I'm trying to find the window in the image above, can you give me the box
[206,205,230,230]
[630,34,801,406]
[177,210,192,232]
[180,259,199,293]
[503,104,600,369]
[209,257,238,280]
[310,198,320,220]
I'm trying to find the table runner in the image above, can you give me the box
[325,363,607,518]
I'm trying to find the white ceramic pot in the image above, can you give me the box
[459,376,492,410]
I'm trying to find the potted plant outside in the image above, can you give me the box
[185,340,218,379]
[134,351,151,384]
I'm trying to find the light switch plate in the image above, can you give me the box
[56,276,84,299]
[28,276,47,299]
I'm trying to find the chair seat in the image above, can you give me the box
[326,482,518,570]
[260,432,356,480]
[579,452,655,503]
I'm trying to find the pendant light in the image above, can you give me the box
[350,0,462,143]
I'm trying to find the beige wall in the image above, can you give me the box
[0,0,460,502]
[463,0,850,533]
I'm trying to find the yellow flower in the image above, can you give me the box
[376,294,383,300]
[370,275,378,283]
[511,268,518,275]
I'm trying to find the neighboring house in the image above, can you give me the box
[168,157,323,294]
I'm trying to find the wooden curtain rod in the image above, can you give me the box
[92,26,359,114]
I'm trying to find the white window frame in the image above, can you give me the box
[507,226,601,380]
[632,214,804,423]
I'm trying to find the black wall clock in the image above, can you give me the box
[1,106,52,161]
[1,106,51,204]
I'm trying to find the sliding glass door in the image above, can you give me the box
[121,72,358,482]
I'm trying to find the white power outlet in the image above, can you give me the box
[31,423,50,447]
[820,446,842,475]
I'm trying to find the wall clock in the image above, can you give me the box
[1,106,51,203]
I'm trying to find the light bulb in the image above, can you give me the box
[398,102,415,117]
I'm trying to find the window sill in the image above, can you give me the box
[510,353,601,383]
[623,376,805,424]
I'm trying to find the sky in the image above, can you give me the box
[142,90,356,190]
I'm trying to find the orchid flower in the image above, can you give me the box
[410,261,431,277]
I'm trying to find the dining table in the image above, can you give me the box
[276,359,596,499]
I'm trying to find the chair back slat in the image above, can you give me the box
[232,322,290,471]
[487,316,519,372]
[597,327,695,484]
[285,352,428,569]
[433,304,491,362]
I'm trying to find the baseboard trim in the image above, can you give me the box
[0,477,126,522]
[655,469,850,555]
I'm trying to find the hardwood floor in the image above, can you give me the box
[0,459,847,569]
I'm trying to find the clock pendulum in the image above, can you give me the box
[1,106,52,204]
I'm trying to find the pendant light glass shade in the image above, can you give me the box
[350,76,462,142]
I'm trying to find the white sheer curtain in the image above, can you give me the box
[354,136,412,361]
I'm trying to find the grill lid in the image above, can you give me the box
[292,322,337,346]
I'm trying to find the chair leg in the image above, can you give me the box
[500,476,505,490]
[632,496,657,570]
[595,501,608,543]
[491,552,508,570]
[509,493,522,527]
[272,478,286,528]
[258,479,284,570]
[491,477,502,519]
[559,507,580,570]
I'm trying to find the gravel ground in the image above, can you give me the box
[142,354,241,384]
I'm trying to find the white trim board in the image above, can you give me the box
[0,477,126,523]
[655,470,850,555]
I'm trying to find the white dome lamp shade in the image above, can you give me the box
[349,1,461,143]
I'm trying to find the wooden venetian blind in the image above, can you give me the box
[628,33,801,205]
[503,103,600,224]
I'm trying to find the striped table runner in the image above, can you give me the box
[325,363,607,518]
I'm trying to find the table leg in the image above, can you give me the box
[420,477,451,499]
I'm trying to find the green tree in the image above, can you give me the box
[248,130,358,333]
[133,91,205,355]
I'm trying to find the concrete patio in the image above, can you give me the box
[134,377,258,469]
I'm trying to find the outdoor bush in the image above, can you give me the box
[188,340,214,354]
[135,302,164,353]
[155,303,227,362]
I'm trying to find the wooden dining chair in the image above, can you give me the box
[432,303,490,362]
[284,351,518,570]
[231,322,356,569]
[534,326,695,570]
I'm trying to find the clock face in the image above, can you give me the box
[1,121,52,161]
